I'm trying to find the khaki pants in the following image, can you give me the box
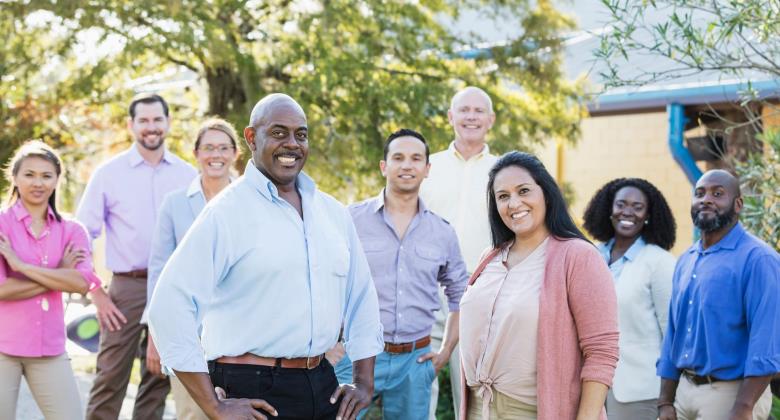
[675,377,772,420]
[0,352,82,420]
[466,387,536,420]
[86,275,170,420]
[429,287,462,420]
[170,376,208,420]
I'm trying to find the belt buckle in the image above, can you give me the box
[306,356,316,369]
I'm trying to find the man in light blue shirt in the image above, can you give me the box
[148,93,383,420]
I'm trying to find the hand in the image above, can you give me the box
[659,404,677,420]
[90,288,128,332]
[211,386,277,420]
[417,349,449,376]
[0,233,28,272]
[146,335,164,378]
[59,243,86,268]
[330,383,372,420]
[728,404,753,420]
[325,342,346,366]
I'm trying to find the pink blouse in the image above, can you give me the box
[0,201,101,357]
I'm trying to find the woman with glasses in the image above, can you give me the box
[0,140,102,419]
[143,118,240,420]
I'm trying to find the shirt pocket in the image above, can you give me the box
[414,244,445,288]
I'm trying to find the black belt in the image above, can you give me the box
[683,369,725,385]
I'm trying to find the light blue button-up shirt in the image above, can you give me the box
[598,237,647,280]
[148,162,384,373]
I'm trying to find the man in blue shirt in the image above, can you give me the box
[657,169,780,420]
[333,129,468,419]
[148,93,384,420]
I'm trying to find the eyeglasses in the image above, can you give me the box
[198,145,235,154]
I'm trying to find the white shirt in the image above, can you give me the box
[420,141,498,273]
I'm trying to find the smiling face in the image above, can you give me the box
[380,136,430,194]
[13,156,59,208]
[448,89,495,145]
[611,186,648,241]
[493,165,548,241]
[195,129,238,181]
[244,100,308,189]
[128,101,169,151]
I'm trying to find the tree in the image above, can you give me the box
[3,0,584,203]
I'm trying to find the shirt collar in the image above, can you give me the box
[186,175,204,198]
[11,200,55,222]
[369,189,429,214]
[128,143,174,167]
[243,160,315,202]
[692,222,745,254]
[448,141,490,162]
[601,236,646,262]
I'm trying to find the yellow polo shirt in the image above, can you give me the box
[420,141,498,273]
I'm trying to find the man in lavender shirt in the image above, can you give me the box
[334,128,468,419]
[77,93,197,420]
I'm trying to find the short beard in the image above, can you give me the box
[691,204,737,233]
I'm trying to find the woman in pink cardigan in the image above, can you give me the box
[459,151,619,420]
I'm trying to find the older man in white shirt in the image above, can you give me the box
[419,86,498,419]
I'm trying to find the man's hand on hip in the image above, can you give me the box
[330,383,372,420]
[417,349,449,376]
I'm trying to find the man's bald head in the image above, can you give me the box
[696,169,741,198]
[449,86,493,113]
[248,93,306,129]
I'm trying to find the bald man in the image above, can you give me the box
[656,170,780,420]
[148,93,383,420]
[419,86,497,419]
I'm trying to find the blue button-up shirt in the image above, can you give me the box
[349,193,468,343]
[148,163,384,373]
[657,223,780,380]
[598,237,647,280]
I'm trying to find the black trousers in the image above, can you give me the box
[209,359,340,420]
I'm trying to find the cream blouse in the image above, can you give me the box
[460,239,548,418]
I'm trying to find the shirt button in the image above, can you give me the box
[399,314,403,318]
[400,245,404,250]
[684,354,688,358]
[399,268,403,272]
[689,300,693,305]
[692,274,697,278]
[399,291,403,295]
[688,328,692,332]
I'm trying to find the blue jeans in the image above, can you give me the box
[335,345,436,420]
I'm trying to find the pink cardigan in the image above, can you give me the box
[460,237,619,420]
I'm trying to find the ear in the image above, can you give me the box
[423,162,431,179]
[127,117,134,131]
[380,160,387,178]
[447,109,454,126]
[487,112,496,129]
[244,127,257,151]
[734,196,744,215]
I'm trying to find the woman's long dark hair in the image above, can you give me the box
[487,151,587,248]
[4,140,63,222]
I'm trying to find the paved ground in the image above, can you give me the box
[16,300,177,419]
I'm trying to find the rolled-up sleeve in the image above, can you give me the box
[148,210,229,373]
[75,169,106,241]
[744,254,780,377]
[67,221,102,291]
[142,196,177,324]
[440,227,468,312]
[342,216,384,362]
[569,245,619,386]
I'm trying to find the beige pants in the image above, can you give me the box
[675,377,772,420]
[170,376,208,420]
[0,352,82,420]
[466,387,537,420]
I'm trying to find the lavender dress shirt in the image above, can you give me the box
[76,144,196,272]
[349,192,468,344]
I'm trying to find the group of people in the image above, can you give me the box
[0,85,778,420]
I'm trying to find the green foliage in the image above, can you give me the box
[737,128,780,251]
[595,0,780,88]
[2,0,584,205]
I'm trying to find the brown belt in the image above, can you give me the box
[216,353,324,370]
[113,269,148,278]
[682,369,725,385]
[384,335,431,354]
